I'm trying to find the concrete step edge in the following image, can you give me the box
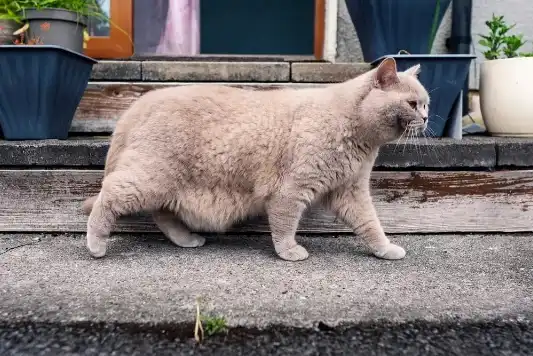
[2,136,531,169]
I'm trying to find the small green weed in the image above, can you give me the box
[194,298,228,343]
[202,314,228,337]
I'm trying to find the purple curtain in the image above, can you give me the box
[134,0,200,56]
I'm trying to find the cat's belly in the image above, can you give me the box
[174,188,265,232]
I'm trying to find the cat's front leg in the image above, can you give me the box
[266,194,309,261]
[325,184,406,260]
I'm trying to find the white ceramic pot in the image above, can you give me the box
[480,57,533,137]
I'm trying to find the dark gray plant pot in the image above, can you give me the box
[0,19,18,45]
[21,8,87,54]
[345,0,452,62]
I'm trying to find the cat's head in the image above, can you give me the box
[362,57,430,143]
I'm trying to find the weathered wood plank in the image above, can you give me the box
[1,170,532,233]
[72,82,329,133]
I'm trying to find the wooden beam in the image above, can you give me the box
[72,82,329,133]
[2,170,533,233]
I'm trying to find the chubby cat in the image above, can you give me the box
[82,57,429,261]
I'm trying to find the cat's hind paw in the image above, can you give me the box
[373,243,406,260]
[277,244,309,262]
[176,233,206,248]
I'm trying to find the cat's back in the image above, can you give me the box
[115,84,306,161]
[122,84,293,128]
[111,84,308,184]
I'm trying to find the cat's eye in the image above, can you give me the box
[408,101,417,109]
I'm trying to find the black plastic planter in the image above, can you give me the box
[346,0,452,62]
[0,45,97,140]
[371,54,475,137]
[21,8,87,54]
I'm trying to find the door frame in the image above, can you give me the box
[314,0,325,60]
[85,0,133,59]
[321,0,338,62]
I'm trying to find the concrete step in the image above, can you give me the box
[89,60,371,83]
[1,137,532,234]
[0,136,508,169]
[1,233,532,337]
[73,82,330,133]
[72,60,371,133]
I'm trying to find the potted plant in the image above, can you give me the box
[0,34,97,139]
[0,0,108,53]
[0,2,21,44]
[478,14,533,137]
[345,0,452,62]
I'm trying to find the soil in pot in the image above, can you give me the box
[22,8,87,53]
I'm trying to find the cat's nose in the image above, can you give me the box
[422,116,428,123]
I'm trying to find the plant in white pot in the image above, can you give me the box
[479,14,533,137]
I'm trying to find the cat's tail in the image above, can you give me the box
[82,195,98,215]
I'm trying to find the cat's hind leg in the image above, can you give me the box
[86,171,162,258]
[152,211,206,248]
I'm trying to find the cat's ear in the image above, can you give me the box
[375,57,399,89]
[404,64,421,77]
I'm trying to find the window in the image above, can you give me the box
[86,0,324,59]
[85,0,133,59]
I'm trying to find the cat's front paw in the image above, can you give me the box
[277,244,309,261]
[373,243,406,260]
[87,234,107,258]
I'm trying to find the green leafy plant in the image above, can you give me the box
[202,314,228,337]
[193,298,228,343]
[0,0,108,20]
[479,14,533,59]
[0,0,130,48]
[428,0,442,52]
[0,1,22,22]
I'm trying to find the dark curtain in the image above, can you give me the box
[133,0,169,55]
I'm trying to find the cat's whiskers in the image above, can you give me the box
[426,126,444,162]
[394,126,409,153]
[410,128,421,159]
[428,87,440,95]
[421,128,442,165]
[431,114,446,123]
[402,127,411,154]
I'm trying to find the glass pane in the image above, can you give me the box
[133,0,200,56]
[87,0,111,37]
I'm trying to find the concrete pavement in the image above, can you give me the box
[1,233,532,330]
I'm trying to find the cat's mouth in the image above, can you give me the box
[405,120,427,135]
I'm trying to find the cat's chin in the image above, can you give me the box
[401,123,427,137]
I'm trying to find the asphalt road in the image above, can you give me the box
[2,319,533,355]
